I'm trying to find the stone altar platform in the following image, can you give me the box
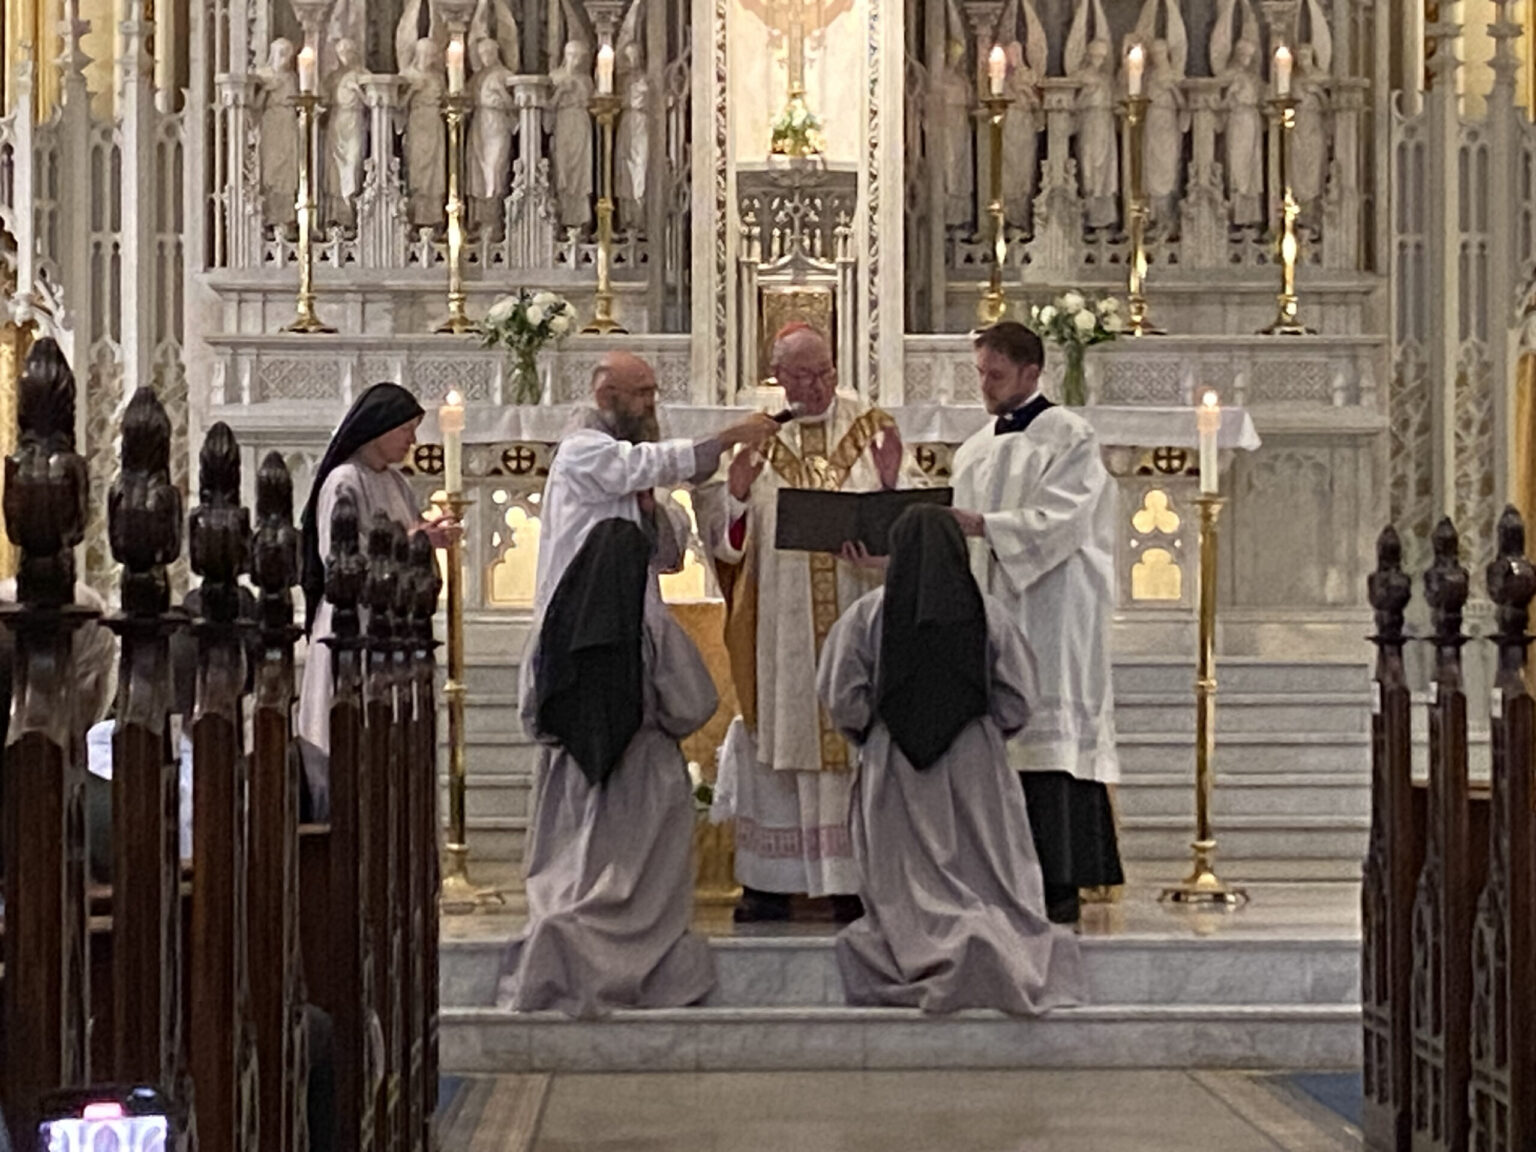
[436,881,1362,1074]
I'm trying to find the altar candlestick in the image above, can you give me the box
[988,45,1006,96]
[1127,43,1145,97]
[1274,45,1293,96]
[1198,390,1221,494]
[298,45,316,95]
[597,43,615,95]
[440,389,465,494]
[447,38,465,95]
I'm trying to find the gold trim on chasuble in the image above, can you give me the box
[767,407,897,772]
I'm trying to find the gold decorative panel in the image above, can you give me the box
[1131,547,1182,601]
[758,286,835,387]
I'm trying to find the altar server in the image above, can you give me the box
[950,322,1124,925]
[297,382,455,818]
[533,350,778,619]
[818,505,1083,1014]
[695,324,911,923]
[499,518,718,1017]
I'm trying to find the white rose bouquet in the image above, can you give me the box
[476,289,578,404]
[769,94,827,159]
[1023,292,1125,406]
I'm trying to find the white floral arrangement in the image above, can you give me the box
[1026,291,1125,345]
[476,289,578,404]
[770,95,827,158]
[1023,292,1125,406]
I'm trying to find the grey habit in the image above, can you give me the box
[498,599,719,1017]
[818,588,1085,1015]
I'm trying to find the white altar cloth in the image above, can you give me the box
[417,403,1262,451]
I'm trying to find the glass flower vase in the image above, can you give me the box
[510,348,542,405]
[1061,342,1088,407]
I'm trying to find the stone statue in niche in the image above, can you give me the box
[1001,41,1042,230]
[1070,39,1118,231]
[467,37,517,232]
[469,0,521,74]
[615,42,649,235]
[933,39,973,230]
[1290,44,1329,219]
[1209,0,1264,229]
[548,39,595,231]
[401,38,447,229]
[254,37,299,233]
[1219,40,1265,228]
[324,37,368,231]
[1141,39,1188,231]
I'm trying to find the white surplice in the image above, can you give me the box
[951,400,1119,784]
[532,416,700,621]
[695,396,911,897]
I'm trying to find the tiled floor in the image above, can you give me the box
[442,1069,1360,1151]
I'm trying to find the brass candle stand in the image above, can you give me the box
[1259,94,1312,335]
[583,92,627,334]
[435,92,474,335]
[432,491,505,913]
[1160,494,1248,907]
[976,94,1011,326]
[283,92,336,333]
[1123,94,1163,336]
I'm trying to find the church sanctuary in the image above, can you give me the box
[5,0,1536,1148]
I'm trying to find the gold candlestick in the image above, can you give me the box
[583,92,627,334]
[283,92,336,334]
[1259,95,1313,335]
[976,94,1011,326]
[1161,494,1247,907]
[433,491,505,913]
[435,92,474,335]
[1123,94,1163,336]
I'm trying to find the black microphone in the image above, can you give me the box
[771,408,797,424]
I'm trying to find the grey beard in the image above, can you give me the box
[611,409,660,444]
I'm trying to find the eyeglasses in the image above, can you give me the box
[771,365,834,387]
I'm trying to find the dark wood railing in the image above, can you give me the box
[1363,510,1535,1152]
[0,339,443,1152]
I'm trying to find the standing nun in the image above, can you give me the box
[297,382,455,817]
[499,518,718,1017]
[817,505,1084,1015]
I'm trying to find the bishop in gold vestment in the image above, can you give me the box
[697,326,910,917]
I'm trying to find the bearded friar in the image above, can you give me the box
[533,350,777,620]
[696,325,913,923]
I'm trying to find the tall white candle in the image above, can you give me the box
[446,38,465,96]
[1126,43,1145,97]
[597,43,615,95]
[1197,390,1221,495]
[1274,45,1293,96]
[297,45,317,95]
[987,44,1006,96]
[440,388,465,494]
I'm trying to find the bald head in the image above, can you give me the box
[770,326,836,415]
[593,350,661,443]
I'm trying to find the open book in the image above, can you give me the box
[774,488,955,556]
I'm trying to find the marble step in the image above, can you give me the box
[1116,731,1369,777]
[1118,814,1369,862]
[1115,772,1370,819]
[1128,857,1365,882]
[1112,693,1369,735]
[440,775,529,820]
[439,1002,1361,1073]
[439,934,1359,1011]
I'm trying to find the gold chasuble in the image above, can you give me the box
[714,402,896,773]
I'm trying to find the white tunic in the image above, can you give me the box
[296,459,421,758]
[533,423,699,621]
[951,403,1119,785]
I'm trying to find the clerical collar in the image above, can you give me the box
[994,392,1054,436]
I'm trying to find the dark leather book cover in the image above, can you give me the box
[774,487,954,555]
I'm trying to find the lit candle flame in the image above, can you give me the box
[446,389,462,406]
[1202,390,1219,409]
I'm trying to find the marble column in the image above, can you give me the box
[508,76,556,270]
[1179,79,1227,270]
[216,75,261,268]
[357,74,407,268]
